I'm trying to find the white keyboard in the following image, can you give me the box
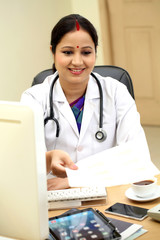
[48,186,107,210]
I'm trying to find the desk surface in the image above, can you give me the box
[49,174,160,240]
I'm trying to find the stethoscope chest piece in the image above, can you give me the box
[95,129,107,142]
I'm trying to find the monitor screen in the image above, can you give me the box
[0,101,49,240]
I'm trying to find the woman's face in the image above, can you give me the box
[52,29,96,87]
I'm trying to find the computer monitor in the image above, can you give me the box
[0,101,49,240]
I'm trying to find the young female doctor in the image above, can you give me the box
[21,14,150,190]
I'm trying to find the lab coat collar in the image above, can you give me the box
[52,74,100,139]
[52,73,100,101]
[86,74,100,100]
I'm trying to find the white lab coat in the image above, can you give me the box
[21,72,149,163]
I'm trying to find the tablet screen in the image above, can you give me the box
[49,208,121,240]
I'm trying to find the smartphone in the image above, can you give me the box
[49,208,121,240]
[105,202,148,221]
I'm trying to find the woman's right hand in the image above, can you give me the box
[46,150,78,178]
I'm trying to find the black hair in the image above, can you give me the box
[50,14,98,72]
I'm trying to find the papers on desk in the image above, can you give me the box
[66,139,160,187]
[108,216,147,240]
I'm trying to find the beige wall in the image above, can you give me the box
[0,0,104,101]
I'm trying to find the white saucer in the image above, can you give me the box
[125,186,160,202]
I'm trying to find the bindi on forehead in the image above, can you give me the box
[77,46,79,48]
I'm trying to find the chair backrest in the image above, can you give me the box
[32,65,135,99]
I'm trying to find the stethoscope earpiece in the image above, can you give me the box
[95,129,107,142]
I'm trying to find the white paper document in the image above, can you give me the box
[66,140,160,187]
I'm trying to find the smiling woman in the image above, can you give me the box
[21,14,151,191]
[52,29,96,101]
[49,14,97,103]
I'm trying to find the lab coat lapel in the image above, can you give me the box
[59,102,79,137]
[79,76,99,142]
[54,80,79,137]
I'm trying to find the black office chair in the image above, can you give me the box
[32,65,135,99]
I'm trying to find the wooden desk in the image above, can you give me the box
[48,174,160,240]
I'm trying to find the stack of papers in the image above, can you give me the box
[108,217,147,240]
[66,139,159,187]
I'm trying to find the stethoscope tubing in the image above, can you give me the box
[44,74,60,137]
[90,72,103,129]
[44,72,106,141]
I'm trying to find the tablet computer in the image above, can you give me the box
[49,208,121,240]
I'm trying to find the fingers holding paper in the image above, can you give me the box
[46,150,78,178]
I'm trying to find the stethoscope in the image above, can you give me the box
[44,72,107,142]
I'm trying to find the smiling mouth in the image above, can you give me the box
[68,68,85,74]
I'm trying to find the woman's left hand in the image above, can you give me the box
[47,177,69,190]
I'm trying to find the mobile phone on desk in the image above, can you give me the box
[49,208,121,240]
[105,202,148,221]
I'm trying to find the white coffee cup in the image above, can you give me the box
[131,177,157,198]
